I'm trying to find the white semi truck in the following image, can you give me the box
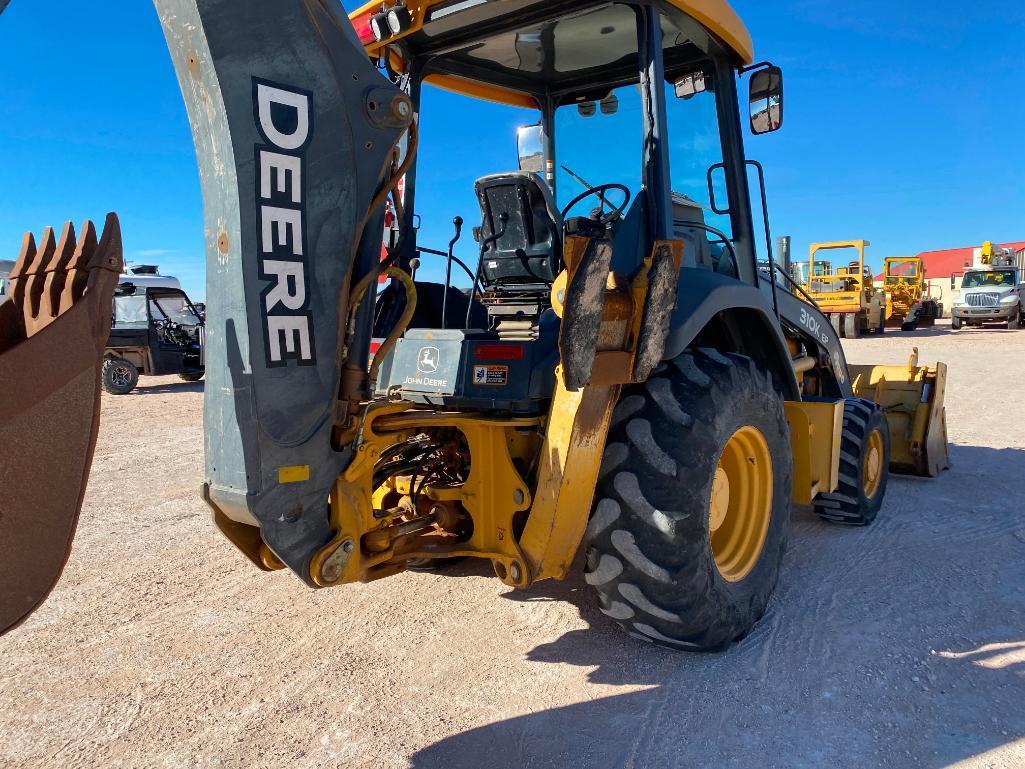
[951,242,1025,330]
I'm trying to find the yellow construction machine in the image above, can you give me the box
[0,0,950,650]
[883,256,942,331]
[802,240,887,338]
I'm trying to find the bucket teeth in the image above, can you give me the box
[9,232,36,307]
[62,219,100,311]
[42,222,78,322]
[4,214,123,340]
[24,226,56,322]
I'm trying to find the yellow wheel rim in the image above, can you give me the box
[708,426,773,583]
[863,430,884,499]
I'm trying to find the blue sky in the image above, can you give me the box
[1,1,1023,300]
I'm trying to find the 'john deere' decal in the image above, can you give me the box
[253,78,316,367]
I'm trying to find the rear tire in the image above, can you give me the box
[585,350,792,651]
[843,313,858,339]
[101,357,139,395]
[813,399,890,526]
[830,314,843,339]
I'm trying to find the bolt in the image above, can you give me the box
[509,562,522,583]
[393,96,412,120]
[321,540,355,583]
[322,562,342,583]
[513,489,525,505]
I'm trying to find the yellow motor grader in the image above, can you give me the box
[883,256,942,331]
[0,0,950,650]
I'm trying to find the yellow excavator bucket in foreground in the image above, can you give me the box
[850,349,950,477]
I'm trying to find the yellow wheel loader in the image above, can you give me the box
[802,240,888,338]
[0,0,950,650]
[884,256,942,331]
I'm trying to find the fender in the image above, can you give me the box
[663,267,801,401]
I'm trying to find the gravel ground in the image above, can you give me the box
[2,321,1024,769]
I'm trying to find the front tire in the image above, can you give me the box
[813,399,890,526]
[585,350,792,651]
[1009,312,1021,330]
[101,357,139,395]
[951,316,962,330]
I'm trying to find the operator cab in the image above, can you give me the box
[365,1,783,410]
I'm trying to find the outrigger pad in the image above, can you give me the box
[156,0,410,583]
[0,214,123,636]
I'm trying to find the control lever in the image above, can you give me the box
[442,216,463,330]
[466,212,508,330]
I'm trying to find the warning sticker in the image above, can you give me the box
[472,365,509,387]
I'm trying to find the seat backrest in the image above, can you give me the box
[474,172,561,294]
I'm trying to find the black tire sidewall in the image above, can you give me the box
[851,403,890,523]
[102,357,139,395]
[588,351,792,649]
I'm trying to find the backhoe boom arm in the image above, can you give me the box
[155,0,411,582]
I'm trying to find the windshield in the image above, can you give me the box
[887,260,918,279]
[114,295,149,328]
[555,83,642,217]
[962,270,1017,288]
[151,294,201,325]
[664,70,730,238]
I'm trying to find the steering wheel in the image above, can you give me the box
[560,183,632,225]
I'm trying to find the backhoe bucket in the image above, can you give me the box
[0,214,123,635]
[850,349,950,477]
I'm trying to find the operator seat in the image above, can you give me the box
[472,172,563,339]
[474,172,562,296]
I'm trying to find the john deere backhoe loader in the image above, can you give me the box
[0,0,949,650]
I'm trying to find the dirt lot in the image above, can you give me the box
[3,321,1024,769]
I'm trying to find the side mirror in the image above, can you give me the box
[599,93,619,115]
[577,101,597,118]
[749,65,783,134]
[674,71,707,99]
[516,123,544,174]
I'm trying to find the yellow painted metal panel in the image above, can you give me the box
[784,400,843,505]
[278,465,311,484]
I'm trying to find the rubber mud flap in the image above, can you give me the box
[0,215,123,635]
[559,235,613,391]
[633,241,682,382]
[155,1,410,582]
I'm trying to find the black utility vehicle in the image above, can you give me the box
[103,283,205,394]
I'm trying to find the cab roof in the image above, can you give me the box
[350,0,754,108]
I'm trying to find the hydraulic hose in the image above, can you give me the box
[367,266,417,392]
